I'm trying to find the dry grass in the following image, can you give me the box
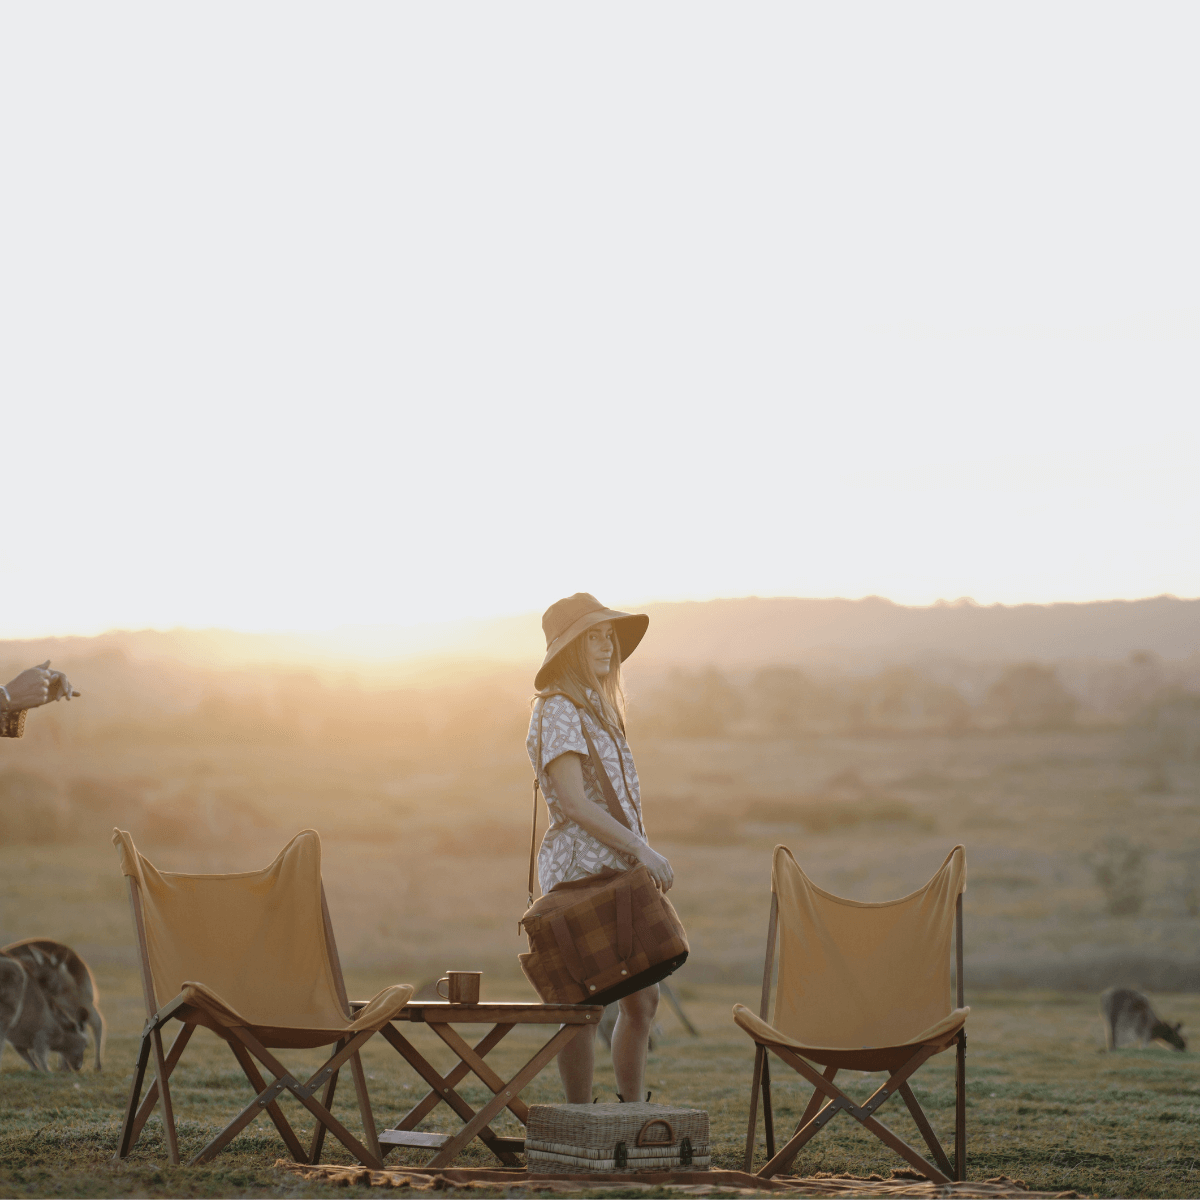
[4,725,1200,989]
[2,977,1199,1198]
[2,720,1199,1196]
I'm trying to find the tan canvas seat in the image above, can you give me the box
[737,845,968,1182]
[112,828,413,1168]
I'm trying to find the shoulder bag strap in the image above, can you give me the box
[578,724,636,836]
[528,694,570,907]
[529,699,550,908]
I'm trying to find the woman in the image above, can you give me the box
[526,592,674,1104]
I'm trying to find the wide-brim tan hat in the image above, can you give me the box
[535,593,649,690]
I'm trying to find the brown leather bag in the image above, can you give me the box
[518,698,688,1006]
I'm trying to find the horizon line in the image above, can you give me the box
[2,590,1197,645]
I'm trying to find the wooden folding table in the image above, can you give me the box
[352,1000,603,1169]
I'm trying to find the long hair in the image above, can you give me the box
[536,627,627,736]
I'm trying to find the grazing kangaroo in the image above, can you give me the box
[0,956,30,1056]
[1101,987,1186,1051]
[0,954,88,1071]
[1,939,105,1070]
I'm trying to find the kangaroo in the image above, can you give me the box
[0,956,30,1056]
[1101,987,1186,1051]
[2,939,105,1070]
[0,954,87,1071]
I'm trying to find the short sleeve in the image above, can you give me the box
[533,695,588,771]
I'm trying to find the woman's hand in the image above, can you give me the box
[633,843,674,893]
[546,753,674,891]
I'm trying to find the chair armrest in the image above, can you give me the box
[143,992,190,1033]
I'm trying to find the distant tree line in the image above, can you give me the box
[633,663,1086,738]
[4,649,1198,758]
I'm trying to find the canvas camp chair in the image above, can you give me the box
[736,845,968,1183]
[112,827,413,1168]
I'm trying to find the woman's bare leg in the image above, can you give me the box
[557,1022,596,1103]
[612,985,659,1102]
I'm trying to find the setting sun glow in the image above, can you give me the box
[2,4,1196,640]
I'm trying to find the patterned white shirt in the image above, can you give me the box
[526,690,647,893]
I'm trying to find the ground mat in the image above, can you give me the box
[275,1161,1081,1197]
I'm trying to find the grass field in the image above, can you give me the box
[2,974,1199,1199]
[3,711,1199,1197]
[5,723,1200,991]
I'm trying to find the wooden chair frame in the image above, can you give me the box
[359,1000,601,1169]
[743,891,967,1183]
[114,875,385,1169]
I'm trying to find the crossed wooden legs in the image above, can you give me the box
[113,1019,384,1169]
[376,1021,583,1169]
[115,1021,177,1162]
[745,1037,965,1184]
[116,1022,195,1162]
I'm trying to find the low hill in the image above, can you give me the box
[635,594,1200,669]
[4,594,1200,676]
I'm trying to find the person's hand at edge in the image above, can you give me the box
[1,661,78,710]
[47,667,80,702]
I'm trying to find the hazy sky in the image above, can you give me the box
[3,3,1197,638]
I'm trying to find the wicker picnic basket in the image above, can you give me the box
[524,1102,710,1175]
